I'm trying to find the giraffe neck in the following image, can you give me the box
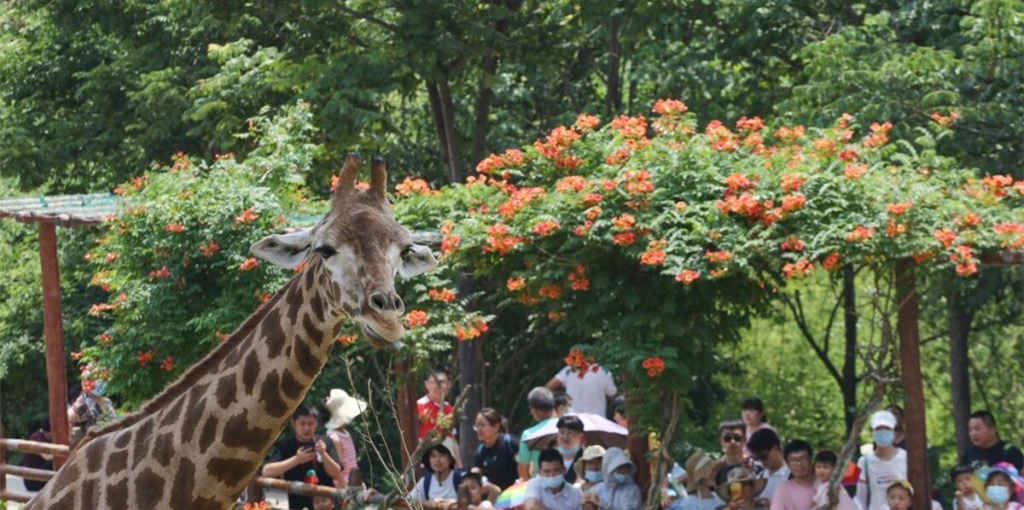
[27,260,347,510]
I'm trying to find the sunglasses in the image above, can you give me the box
[721,434,744,443]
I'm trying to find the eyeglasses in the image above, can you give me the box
[721,434,744,443]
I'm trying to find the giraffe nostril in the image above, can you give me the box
[370,293,389,311]
[393,295,404,313]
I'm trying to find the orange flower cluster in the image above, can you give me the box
[994,223,1024,248]
[652,99,689,116]
[705,250,733,264]
[567,265,589,291]
[959,213,981,228]
[498,186,546,218]
[235,209,259,224]
[981,174,1014,197]
[97,332,113,345]
[780,236,804,252]
[165,223,185,233]
[736,116,764,132]
[160,356,175,372]
[886,221,907,237]
[930,111,959,128]
[838,148,859,162]
[822,252,840,271]
[782,258,814,279]
[641,240,667,266]
[887,202,913,216]
[642,356,665,378]
[583,193,603,206]
[716,192,763,219]
[532,219,560,236]
[199,240,220,258]
[405,310,429,328]
[104,252,118,263]
[845,226,875,242]
[476,148,525,174]
[149,265,171,279]
[812,138,837,158]
[538,284,563,300]
[556,175,590,193]
[705,120,738,152]
[138,350,155,366]
[244,501,271,510]
[612,232,636,246]
[239,258,260,272]
[534,126,583,170]
[565,348,598,378]
[723,172,754,192]
[675,269,700,284]
[949,245,978,277]
[455,317,489,341]
[440,221,460,256]
[336,334,358,346]
[622,170,654,195]
[838,163,865,181]
[483,223,525,255]
[506,276,526,291]
[933,228,958,248]
[429,288,456,303]
[774,125,805,143]
[863,122,893,148]
[780,174,806,193]
[612,213,637,231]
[781,193,806,213]
[396,177,435,196]
[610,116,648,139]
[573,113,601,133]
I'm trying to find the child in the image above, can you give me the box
[312,495,338,510]
[983,468,1023,510]
[887,480,915,510]
[814,451,838,484]
[456,471,500,510]
[951,465,984,510]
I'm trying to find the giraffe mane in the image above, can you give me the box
[76,270,303,450]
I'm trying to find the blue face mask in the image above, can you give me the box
[987,485,1010,505]
[93,380,106,396]
[557,445,581,457]
[584,471,603,483]
[613,473,630,485]
[541,475,565,489]
[873,430,894,447]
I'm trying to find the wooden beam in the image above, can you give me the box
[0,489,33,503]
[0,438,70,457]
[895,259,930,510]
[38,221,70,465]
[0,463,55,482]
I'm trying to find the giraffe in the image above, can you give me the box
[26,154,437,510]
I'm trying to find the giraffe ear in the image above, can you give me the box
[251,228,313,269]
[398,244,437,278]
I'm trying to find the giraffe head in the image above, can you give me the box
[251,154,437,347]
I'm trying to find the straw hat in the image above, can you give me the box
[324,389,367,430]
[684,450,724,492]
[715,465,766,502]
[574,445,607,481]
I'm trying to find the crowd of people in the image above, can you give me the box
[18,349,1024,510]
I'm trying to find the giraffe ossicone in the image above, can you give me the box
[26,154,437,510]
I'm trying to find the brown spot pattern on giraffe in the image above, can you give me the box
[160,394,186,426]
[208,456,257,487]
[222,409,273,451]
[85,435,108,472]
[131,419,154,468]
[242,349,260,395]
[294,335,320,378]
[170,457,196,509]
[281,368,303,400]
[263,308,286,358]
[153,432,175,465]
[260,370,289,417]
[302,312,325,347]
[309,290,325,323]
[79,478,97,508]
[199,415,219,454]
[107,478,128,508]
[113,429,132,449]
[135,467,165,507]
[106,450,128,476]
[215,372,237,409]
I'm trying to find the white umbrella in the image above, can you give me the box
[522,413,629,450]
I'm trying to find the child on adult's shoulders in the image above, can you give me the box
[951,465,984,510]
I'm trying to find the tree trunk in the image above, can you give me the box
[949,288,973,459]
[395,359,420,470]
[426,80,460,184]
[841,266,858,434]
[895,260,931,510]
[457,338,482,467]
[605,16,623,116]
[470,55,498,172]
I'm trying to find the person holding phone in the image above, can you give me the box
[263,404,342,509]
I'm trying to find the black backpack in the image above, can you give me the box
[424,469,465,500]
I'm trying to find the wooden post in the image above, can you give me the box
[395,360,419,471]
[1,413,6,496]
[895,259,930,510]
[39,221,70,465]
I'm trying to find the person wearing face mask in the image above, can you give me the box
[590,447,642,510]
[525,448,583,510]
[552,415,586,484]
[856,411,908,510]
[982,467,1022,510]
[574,445,607,491]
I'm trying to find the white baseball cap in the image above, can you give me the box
[870,410,897,430]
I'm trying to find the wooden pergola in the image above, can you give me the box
[0,193,119,467]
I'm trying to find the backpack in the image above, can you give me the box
[424,468,465,500]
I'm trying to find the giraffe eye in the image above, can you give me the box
[314,245,337,258]
[401,246,414,259]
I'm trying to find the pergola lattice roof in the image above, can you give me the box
[0,193,120,227]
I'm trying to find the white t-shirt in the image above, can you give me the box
[555,366,617,416]
[525,476,583,510]
[856,448,907,510]
[410,471,459,501]
[953,493,984,510]
[760,464,791,502]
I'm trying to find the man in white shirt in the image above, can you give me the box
[856,411,907,510]
[747,428,790,505]
[525,448,583,510]
[545,348,617,417]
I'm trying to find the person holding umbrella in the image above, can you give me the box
[553,415,586,484]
